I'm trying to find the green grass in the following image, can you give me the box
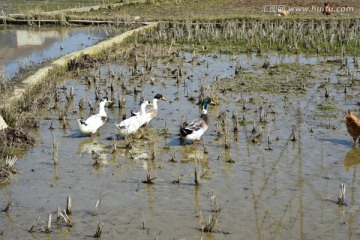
[317,104,338,111]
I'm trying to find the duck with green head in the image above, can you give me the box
[180,97,216,142]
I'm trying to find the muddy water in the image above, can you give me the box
[1,50,360,240]
[0,26,109,79]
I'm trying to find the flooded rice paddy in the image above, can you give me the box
[1,43,360,239]
[0,25,132,80]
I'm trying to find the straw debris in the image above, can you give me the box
[0,127,35,148]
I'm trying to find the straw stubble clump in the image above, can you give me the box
[0,127,35,148]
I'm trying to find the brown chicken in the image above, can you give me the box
[346,110,360,146]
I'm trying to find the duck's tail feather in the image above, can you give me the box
[78,119,87,126]
[131,110,138,117]
[180,127,192,137]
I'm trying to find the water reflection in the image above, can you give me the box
[182,145,206,162]
[15,29,62,47]
[343,147,360,171]
[78,138,105,155]
[0,26,108,79]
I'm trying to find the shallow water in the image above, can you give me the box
[1,49,360,239]
[0,26,109,79]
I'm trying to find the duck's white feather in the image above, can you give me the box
[77,115,107,134]
[77,98,111,135]
[179,98,215,142]
[116,101,152,136]
[180,115,208,141]
[131,95,166,125]
[132,100,158,125]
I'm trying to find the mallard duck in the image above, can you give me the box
[131,94,167,125]
[180,97,216,141]
[77,97,112,135]
[116,100,153,136]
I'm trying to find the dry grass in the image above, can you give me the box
[5,0,360,23]
[66,0,360,21]
[1,0,131,13]
[0,127,35,148]
[0,156,18,185]
[0,69,13,101]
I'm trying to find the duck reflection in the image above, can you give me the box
[78,138,110,167]
[181,145,213,180]
[182,145,209,169]
[128,146,149,161]
[78,138,105,155]
[343,147,360,171]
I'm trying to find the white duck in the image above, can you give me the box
[131,93,167,126]
[77,97,112,135]
[180,97,216,142]
[116,100,153,136]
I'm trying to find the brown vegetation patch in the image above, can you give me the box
[67,54,99,71]
[0,127,36,148]
[0,156,18,185]
[0,164,16,185]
